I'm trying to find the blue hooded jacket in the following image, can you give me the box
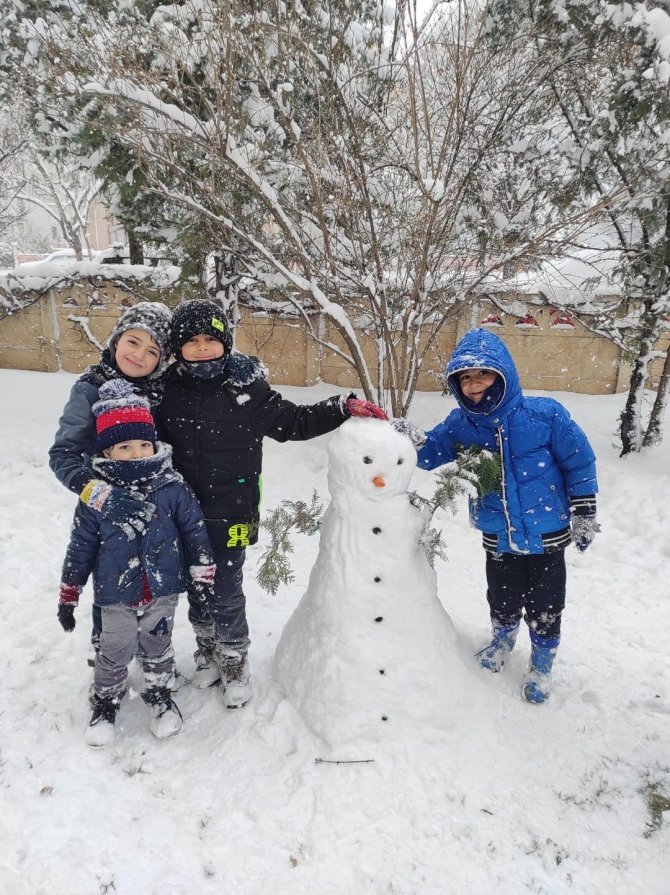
[417,328,598,554]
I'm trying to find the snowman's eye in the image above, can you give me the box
[397,457,404,465]
[363,456,373,464]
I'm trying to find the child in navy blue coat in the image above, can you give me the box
[57,380,215,746]
[395,328,599,703]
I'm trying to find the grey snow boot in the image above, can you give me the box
[191,623,222,689]
[476,620,521,672]
[215,646,252,709]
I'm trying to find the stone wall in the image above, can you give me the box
[1,281,667,394]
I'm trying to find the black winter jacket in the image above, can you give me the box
[156,353,349,548]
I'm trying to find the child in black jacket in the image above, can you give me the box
[156,299,385,708]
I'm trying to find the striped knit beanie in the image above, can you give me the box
[92,379,157,451]
[170,299,233,358]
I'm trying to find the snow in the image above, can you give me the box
[1,369,669,894]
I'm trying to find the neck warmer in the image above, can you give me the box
[178,355,229,380]
[458,375,505,415]
[91,442,175,492]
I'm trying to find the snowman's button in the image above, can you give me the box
[372,527,382,534]
[381,716,388,721]
[374,576,381,582]
[379,669,386,675]
[374,616,383,622]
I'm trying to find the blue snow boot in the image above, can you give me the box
[523,632,560,704]
[476,621,521,672]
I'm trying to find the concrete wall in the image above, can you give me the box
[1,282,667,394]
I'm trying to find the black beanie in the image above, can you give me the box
[171,300,233,358]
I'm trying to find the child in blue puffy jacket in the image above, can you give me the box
[396,328,599,703]
[57,380,215,746]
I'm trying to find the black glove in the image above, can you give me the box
[570,496,599,552]
[571,515,600,552]
[390,418,427,448]
[58,603,76,632]
[190,564,216,604]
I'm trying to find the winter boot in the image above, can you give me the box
[191,624,222,689]
[216,646,252,709]
[522,632,560,704]
[85,694,120,747]
[143,686,183,739]
[476,620,521,672]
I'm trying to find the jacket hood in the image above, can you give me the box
[445,328,521,418]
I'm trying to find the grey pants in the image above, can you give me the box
[94,594,178,700]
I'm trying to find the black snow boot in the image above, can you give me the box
[85,694,120,747]
[142,686,183,739]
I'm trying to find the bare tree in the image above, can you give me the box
[4,0,617,413]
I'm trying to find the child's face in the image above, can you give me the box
[458,368,497,403]
[181,333,225,362]
[103,439,155,461]
[114,329,161,378]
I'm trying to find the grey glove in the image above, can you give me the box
[390,418,427,449]
[571,514,600,552]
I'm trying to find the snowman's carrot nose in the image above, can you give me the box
[372,475,386,488]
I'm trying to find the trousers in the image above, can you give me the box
[187,545,249,649]
[94,594,178,699]
[485,550,566,639]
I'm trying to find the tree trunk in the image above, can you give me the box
[619,308,659,455]
[128,230,143,265]
[642,341,670,447]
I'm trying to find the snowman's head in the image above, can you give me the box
[327,418,416,500]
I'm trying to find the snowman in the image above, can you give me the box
[274,418,474,748]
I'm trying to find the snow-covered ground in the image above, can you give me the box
[1,368,668,895]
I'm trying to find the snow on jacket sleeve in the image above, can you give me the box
[49,380,99,494]
[416,413,460,470]
[61,503,101,588]
[258,382,348,442]
[171,482,216,568]
[548,401,598,496]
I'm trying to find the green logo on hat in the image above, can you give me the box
[211,317,225,332]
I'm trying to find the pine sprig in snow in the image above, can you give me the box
[257,447,501,589]
[411,445,502,566]
[256,491,324,595]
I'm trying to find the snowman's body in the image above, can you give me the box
[274,419,471,747]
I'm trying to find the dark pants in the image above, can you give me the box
[187,545,249,649]
[485,550,566,639]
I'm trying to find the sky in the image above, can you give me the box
[0,369,668,895]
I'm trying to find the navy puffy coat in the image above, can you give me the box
[61,445,214,606]
[417,328,598,554]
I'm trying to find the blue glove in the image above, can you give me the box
[80,480,155,533]
[571,514,600,552]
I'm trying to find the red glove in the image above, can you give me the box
[345,397,388,420]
